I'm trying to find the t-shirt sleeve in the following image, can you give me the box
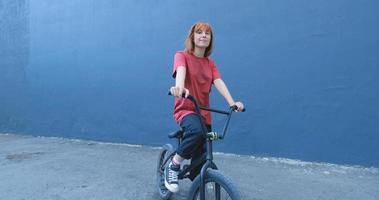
[210,60,221,81]
[172,52,186,78]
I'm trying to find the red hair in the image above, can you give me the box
[185,22,214,57]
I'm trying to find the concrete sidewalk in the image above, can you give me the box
[0,133,378,200]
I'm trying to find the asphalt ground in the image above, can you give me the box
[1,133,378,200]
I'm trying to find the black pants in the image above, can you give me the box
[176,113,211,180]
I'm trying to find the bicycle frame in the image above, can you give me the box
[198,106,235,200]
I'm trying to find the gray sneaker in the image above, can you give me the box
[164,161,180,193]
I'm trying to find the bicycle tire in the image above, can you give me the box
[187,169,241,200]
[156,144,174,200]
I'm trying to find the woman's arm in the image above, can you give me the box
[170,66,189,98]
[214,79,235,106]
[214,78,244,111]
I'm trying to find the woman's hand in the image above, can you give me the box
[233,101,245,112]
[170,86,190,98]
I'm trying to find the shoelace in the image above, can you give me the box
[168,166,179,183]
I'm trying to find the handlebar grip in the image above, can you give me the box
[168,91,186,98]
[231,105,246,112]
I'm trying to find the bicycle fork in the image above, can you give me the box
[199,138,219,200]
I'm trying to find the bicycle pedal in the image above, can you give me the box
[182,164,190,171]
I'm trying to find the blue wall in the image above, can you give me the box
[1,0,378,167]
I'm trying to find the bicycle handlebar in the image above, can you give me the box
[167,91,245,113]
[168,90,245,140]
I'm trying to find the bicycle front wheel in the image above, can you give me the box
[187,169,241,200]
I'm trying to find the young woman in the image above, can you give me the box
[166,21,245,193]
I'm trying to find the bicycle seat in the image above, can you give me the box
[168,130,184,139]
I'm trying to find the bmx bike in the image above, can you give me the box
[156,92,245,200]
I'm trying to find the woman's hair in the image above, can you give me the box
[185,22,214,57]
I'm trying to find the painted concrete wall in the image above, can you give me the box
[1,0,378,167]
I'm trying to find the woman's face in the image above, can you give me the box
[193,28,211,48]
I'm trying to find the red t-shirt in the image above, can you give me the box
[172,51,221,125]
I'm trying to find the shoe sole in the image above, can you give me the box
[164,179,179,193]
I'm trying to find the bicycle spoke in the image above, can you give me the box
[194,182,232,200]
[215,182,221,200]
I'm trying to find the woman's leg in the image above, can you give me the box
[165,113,207,192]
[176,113,207,160]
